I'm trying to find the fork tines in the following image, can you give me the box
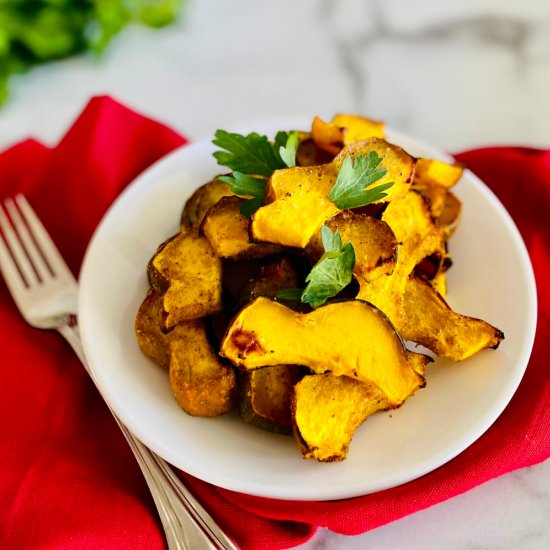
[0,195,69,292]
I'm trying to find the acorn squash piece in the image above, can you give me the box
[135,289,171,369]
[237,255,300,307]
[201,196,282,260]
[292,374,388,461]
[356,190,445,327]
[169,318,237,417]
[148,230,222,329]
[400,276,504,361]
[239,365,305,434]
[250,138,415,249]
[311,116,346,155]
[306,211,397,283]
[414,158,464,189]
[181,177,234,228]
[311,115,385,156]
[332,113,385,144]
[437,190,462,239]
[414,184,448,218]
[220,297,426,407]
[431,270,447,297]
[296,137,334,167]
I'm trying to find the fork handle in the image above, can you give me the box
[57,323,238,550]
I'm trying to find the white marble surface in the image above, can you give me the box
[1,0,548,548]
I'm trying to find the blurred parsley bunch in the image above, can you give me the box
[0,0,184,105]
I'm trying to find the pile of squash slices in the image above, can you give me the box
[135,115,504,462]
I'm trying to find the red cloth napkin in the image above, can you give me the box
[0,96,548,550]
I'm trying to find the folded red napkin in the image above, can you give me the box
[0,96,548,550]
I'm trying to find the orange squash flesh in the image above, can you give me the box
[201,195,282,259]
[220,297,426,406]
[400,276,504,361]
[292,374,388,461]
[251,138,415,249]
[356,190,445,328]
[414,158,464,189]
[148,230,222,329]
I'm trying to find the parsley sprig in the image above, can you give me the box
[213,129,298,216]
[328,151,394,209]
[276,226,356,308]
[218,172,267,218]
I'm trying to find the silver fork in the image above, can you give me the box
[0,195,238,550]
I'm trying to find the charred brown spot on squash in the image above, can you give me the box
[231,327,264,356]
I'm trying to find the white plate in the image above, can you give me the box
[79,117,537,501]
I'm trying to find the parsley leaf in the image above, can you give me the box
[276,226,356,308]
[278,131,298,168]
[219,172,267,218]
[213,130,284,177]
[328,152,394,209]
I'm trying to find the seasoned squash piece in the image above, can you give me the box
[311,115,385,156]
[238,255,300,307]
[306,211,397,282]
[251,138,415,248]
[240,365,305,434]
[220,297,427,406]
[169,319,236,416]
[437,190,462,239]
[292,374,388,462]
[414,184,448,218]
[148,231,222,329]
[431,270,447,297]
[135,289,171,369]
[332,114,385,144]
[356,190,445,327]
[401,276,504,361]
[414,158,464,188]
[311,116,346,155]
[296,137,333,167]
[181,177,234,228]
[201,196,282,259]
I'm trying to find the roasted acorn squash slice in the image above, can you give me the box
[169,318,237,416]
[220,297,427,406]
[413,158,464,188]
[401,276,504,361]
[148,230,222,329]
[201,195,282,259]
[239,365,305,434]
[180,177,234,228]
[292,374,388,462]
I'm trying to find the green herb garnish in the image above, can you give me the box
[218,172,267,218]
[276,225,356,308]
[214,130,298,217]
[328,151,394,209]
[0,1,183,106]
[277,131,298,168]
[213,130,297,177]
